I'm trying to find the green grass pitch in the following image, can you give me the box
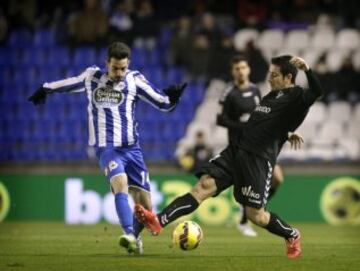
[0,222,359,271]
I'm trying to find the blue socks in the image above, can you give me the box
[114,193,134,235]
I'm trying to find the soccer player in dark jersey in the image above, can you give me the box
[217,55,294,237]
[134,55,323,258]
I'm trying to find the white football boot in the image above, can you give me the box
[237,223,258,237]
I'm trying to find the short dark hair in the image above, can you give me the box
[271,55,297,83]
[231,54,248,66]
[107,42,131,61]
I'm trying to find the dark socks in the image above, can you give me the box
[265,212,298,240]
[157,193,199,227]
[240,205,248,224]
[133,214,144,238]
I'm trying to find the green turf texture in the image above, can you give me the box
[0,222,359,271]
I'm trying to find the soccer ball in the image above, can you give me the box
[172,221,203,250]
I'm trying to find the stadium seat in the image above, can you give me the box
[283,30,309,51]
[8,29,33,48]
[352,49,360,70]
[0,47,11,67]
[345,122,360,139]
[353,103,360,121]
[335,29,360,50]
[73,47,97,68]
[296,122,318,141]
[318,121,344,141]
[306,139,336,161]
[302,48,323,67]
[327,101,352,123]
[23,48,48,67]
[204,79,227,101]
[33,29,55,48]
[338,137,360,160]
[194,101,219,124]
[47,47,71,68]
[304,102,326,124]
[257,29,284,52]
[326,49,349,72]
[311,30,335,51]
[233,29,259,51]
[184,122,212,144]
[211,126,228,152]
[278,143,309,161]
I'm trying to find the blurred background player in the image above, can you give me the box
[217,55,286,237]
[178,131,213,173]
[28,42,186,254]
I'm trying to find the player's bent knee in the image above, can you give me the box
[191,175,217,203]
[245,207,269,227]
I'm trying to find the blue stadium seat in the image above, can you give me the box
[158,27,173,48]
[8,29,33,48]
[73,47,97,68]
[97,47,107,66]
[22,48,47,67]
[131,47,147,68]
[0,47,11,67]
[47,47,70,68]
[9,48,23,67]
[39,67,62,82]
[33,29,55,48]
[167,66,185,83]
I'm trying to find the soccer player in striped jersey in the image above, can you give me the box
[28,42,187,254]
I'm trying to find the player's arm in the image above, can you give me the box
[134,72,186,112]
[290,56,324,106]
[28,67,98,105]
[216,94,244,131]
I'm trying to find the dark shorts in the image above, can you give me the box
[195,145,274,209]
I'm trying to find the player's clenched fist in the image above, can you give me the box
[290,56,309,71]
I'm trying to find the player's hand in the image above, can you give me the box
[290,56,309,71]
[288,132,304,150]
[28,86,48,105]
[163,83,188,104]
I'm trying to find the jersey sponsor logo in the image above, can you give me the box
[242,91,253,97]
[255,105,271,113]
[241,186,260,199]
[93,86,124,107]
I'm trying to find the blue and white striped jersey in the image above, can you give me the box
[43,66,175,148]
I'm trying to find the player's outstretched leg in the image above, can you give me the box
[245,207,301,259]
[135,174,217,235]
[135,192,200,235]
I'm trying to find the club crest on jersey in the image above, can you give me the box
[93,86,124,107]
[276,91,284,99]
